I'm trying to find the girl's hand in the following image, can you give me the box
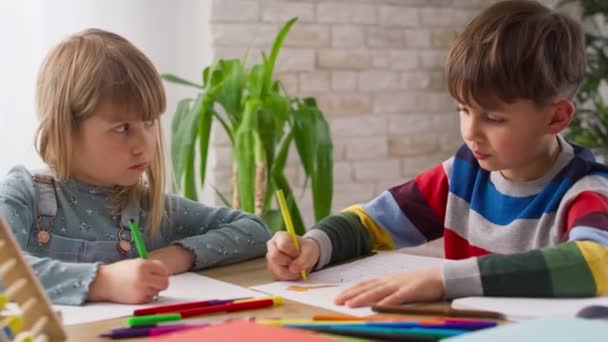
[266,231,320,280]
[149,244,195,275]
[88,258,171,304]
[335,267,444,307]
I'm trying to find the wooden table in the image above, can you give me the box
[65,257,346,341]
[65,244,494,341]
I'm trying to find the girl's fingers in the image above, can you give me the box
[143,288,158,303]
[146,259,171,277]
[146,273,170,291]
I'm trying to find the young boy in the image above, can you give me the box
[266,0,608,307]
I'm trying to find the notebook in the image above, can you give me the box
[252,252,452,316]
[451,296,608,321]
[54,272,264,325]
[441,317,608,341]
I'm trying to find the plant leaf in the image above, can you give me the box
[292,98,315,177]
[249,64,266,99]
[215,59,247,124]
[233,98,260,213]
[181,95,206,200]
[272,172,306,235]
[263,17,297,96]
[197,94,214,189]
[213,111,234,144]
[171,98,194,191]
[162,74,203,89]
[311,107,333,221]
[211,184,232,207]
[261,209,284,233]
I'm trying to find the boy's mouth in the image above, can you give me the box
[472,151,489,160]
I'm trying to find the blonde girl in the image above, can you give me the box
[0,28,271,305]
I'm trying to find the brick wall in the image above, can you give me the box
[207,0,557,227]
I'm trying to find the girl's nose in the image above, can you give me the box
[130,124,155,155]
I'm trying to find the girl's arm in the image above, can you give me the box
[160,194,272,270]
[0,166,101,305]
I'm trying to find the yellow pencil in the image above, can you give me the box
[275,189,307,281]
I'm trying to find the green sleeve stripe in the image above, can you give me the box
[313,212,372,265]
[479,249,553,296]
[542,241,596,297]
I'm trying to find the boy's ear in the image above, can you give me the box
[547,99,575,134]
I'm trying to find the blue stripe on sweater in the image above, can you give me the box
[450,153,573,225]
[569,226,608,246]
[363,191,427,247]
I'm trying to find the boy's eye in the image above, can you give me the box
[112,123,129,133]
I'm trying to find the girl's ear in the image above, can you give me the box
[547,99,575,134]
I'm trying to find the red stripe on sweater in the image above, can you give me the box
[444,228,492,259]
[414,164,449,224]
[564,191,608,236]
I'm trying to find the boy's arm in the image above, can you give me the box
[162,194,272,270]
[443,191,608,298]
[305,163,449,270]
[0,166,101,305]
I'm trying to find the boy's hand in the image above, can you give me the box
[335,267,444,307]
[266,231,320,280]
[88,258,171,304]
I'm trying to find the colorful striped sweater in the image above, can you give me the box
[304,136,608,298]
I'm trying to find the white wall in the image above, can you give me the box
[0,2,45,175]
[0,0,212,201]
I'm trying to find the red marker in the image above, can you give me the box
[133,297,251,316]
[177,296,283,318]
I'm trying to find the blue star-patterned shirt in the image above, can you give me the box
[0,165,271,305]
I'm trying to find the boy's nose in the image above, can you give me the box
[462,117,483,142]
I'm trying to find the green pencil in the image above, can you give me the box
[128,220,148,259]
[127,313,181,327]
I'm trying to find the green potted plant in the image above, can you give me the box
[561,0,608,160]
[162,18,333,234]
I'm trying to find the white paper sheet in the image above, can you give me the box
[54,272,264,325]
[451,296,608,321]
[252,252,451,317]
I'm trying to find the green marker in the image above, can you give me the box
[129,219,161,301]
[128,219,148,259]
[127,313,181,327]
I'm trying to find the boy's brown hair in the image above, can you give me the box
[447,0,585,109]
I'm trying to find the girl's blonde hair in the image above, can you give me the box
[35,28,167,236]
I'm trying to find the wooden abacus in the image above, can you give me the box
[0,217,65,341]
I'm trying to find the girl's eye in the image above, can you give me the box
[112,124,129,133]
[487,116,505,123]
